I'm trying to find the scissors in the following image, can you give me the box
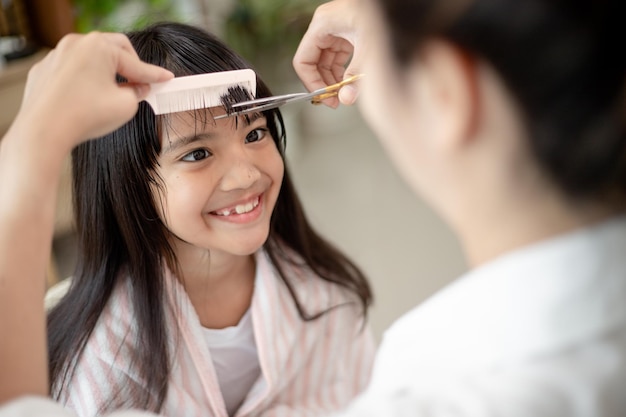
[213,74,364,120]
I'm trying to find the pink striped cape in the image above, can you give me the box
[56,249,376,417]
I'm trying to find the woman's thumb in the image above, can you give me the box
[338,59,363,106]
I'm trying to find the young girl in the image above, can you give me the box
[46,22,375,417]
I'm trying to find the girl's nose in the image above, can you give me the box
[219,157,261,191]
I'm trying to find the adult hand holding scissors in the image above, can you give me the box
[293,0,364,107]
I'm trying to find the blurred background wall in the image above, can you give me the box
[2,0,467,340]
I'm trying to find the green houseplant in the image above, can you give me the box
[71,0,176,33]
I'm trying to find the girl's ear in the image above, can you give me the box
[406,39,480,151]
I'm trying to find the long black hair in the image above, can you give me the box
[377,0,626,204]
[47,22,372,413]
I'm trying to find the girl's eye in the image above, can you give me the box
[181,149,211,162]
[245,128,268,144]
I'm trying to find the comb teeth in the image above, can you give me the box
[143,69,256,115]
[154,85,245,115]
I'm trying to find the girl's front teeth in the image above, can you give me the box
[218,197,259,216]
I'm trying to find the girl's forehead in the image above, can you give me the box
[158,107,265,145]
[159,109,224,147]
[162,107,222,127]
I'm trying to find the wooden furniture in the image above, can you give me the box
[0,49,74,287]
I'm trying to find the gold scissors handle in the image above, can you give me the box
[214,74,364,119]
[310,74,364,104]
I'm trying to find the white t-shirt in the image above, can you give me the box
[202,308,261,416]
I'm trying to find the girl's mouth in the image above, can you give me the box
[211,195,261,217]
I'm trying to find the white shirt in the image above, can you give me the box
[340,215,626,416]
[203,308,262,416]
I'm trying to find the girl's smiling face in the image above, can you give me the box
[153,109,284,259]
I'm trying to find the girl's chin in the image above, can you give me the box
[227,237,269,256]
[195,232,270,257]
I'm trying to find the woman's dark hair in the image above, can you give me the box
[377,0,626,203]
[47,22,371,413]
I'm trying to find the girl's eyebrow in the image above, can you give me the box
[242,111,264,126]
[164,133,213,155]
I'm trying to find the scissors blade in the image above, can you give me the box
[213,90,319,119]
[213,74,364,120]
[229,92,308,108]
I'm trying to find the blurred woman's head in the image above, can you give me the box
[359,0,626,262]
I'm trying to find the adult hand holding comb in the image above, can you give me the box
[20,33,174,151]
[0,31,172,404]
